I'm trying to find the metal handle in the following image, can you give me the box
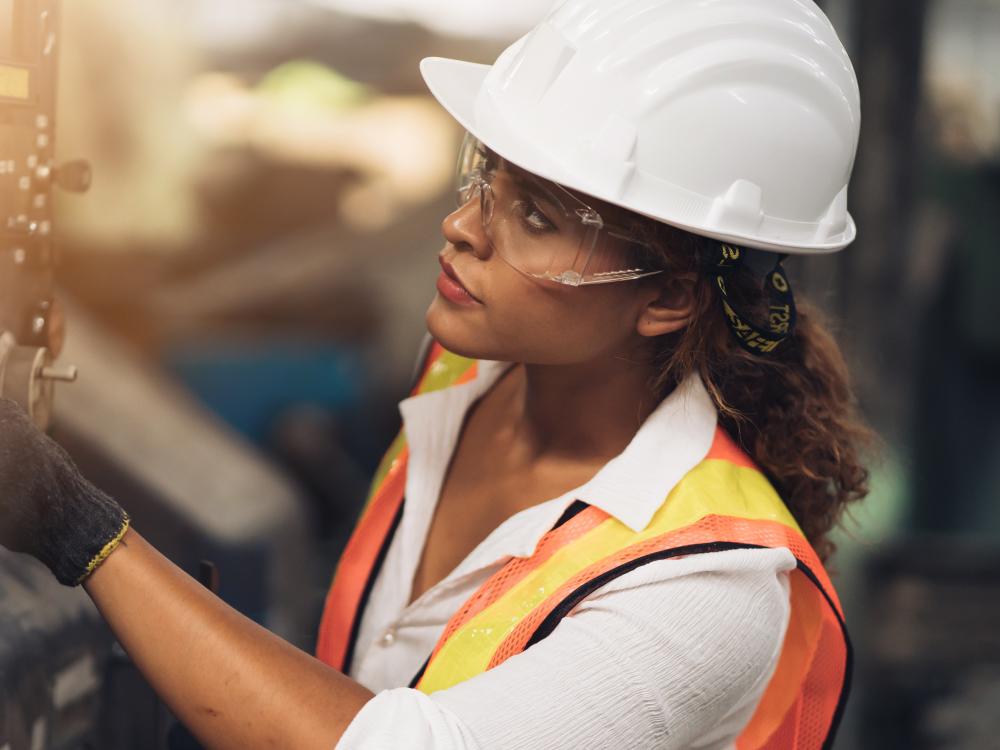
[40,365,78,383]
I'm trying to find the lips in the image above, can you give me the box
[438,256,482,304]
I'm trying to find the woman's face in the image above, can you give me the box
[425,184,662,366]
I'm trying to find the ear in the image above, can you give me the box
[635,273,698,338]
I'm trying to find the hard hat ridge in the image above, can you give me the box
[421,0,861,254]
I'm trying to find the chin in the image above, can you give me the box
[423,295,595,366]
[425,298,504,361]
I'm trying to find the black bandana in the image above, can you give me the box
[710,244,797,356]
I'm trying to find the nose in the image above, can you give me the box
[441,189,492,260]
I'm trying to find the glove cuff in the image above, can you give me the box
[77,513,131,585]
[40,467,132,586]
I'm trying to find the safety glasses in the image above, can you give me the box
[454,134,664,287]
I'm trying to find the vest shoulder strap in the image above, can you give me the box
[412,427,850,749]
[315,339,476,670]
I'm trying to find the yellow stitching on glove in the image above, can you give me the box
[77,515,131,585]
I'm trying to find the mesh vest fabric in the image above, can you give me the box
[315,343,850,749]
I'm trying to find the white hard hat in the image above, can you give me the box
[420,0,861,255]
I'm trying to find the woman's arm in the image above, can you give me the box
[84,527,374,750]
[0,398,371,748]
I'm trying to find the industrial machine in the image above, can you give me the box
[1,4,109,748]
[2,5,322,748]
[1,0,86,427]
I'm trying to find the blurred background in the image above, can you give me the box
[1,0,999,748]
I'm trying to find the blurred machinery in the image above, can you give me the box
[1,4,109,747]
[0,0,85,429]
[860,539,1000,749]
[1,3,324,748]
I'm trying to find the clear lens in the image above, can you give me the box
[454,133,661,286]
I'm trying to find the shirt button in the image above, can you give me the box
[380,627,397,646]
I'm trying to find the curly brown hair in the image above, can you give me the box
[627,218,876,562]
[480,141,873,560]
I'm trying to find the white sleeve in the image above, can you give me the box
[336,546,796,750]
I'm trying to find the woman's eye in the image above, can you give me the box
[475,145,500,174]
[516,200,556,233]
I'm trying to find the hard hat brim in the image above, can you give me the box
[419,57,489,136]
[419,56,580,199]
[420,56,857,255]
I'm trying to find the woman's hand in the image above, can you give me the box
[0,397,129,585]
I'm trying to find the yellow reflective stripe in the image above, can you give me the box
[654,458,802,535]
[419,350,477,394]
[363,431,407,509]
[738,570,824,747]
[418,515,627,692]
[362,350,475,511]
[418,459,801,693]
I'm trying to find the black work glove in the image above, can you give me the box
[0,397,129,586]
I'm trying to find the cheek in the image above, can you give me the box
[426,270,637,364]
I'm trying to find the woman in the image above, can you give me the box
[0,0,871,748]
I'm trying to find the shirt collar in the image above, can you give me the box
[399,356,719,535]
[573,370,718,531]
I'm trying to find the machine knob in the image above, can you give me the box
[54,159,92,193]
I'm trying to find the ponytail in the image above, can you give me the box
[628,220,875,562]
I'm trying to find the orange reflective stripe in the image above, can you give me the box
[740,595,848,750]
[703,426,844,620]
[737,570,826,748]
[472,515,847,749]
[797,605,849,745]
[423,506,610,669]
[486,515,819,669]
[403,408,846,746]
[418,345,479,393]
[706,423,758,469]
[315,342,478,669]
[355,343,444,511]
[415,436,812,692]
[318,341,849,748]
[315,446,409,669]
[361,431,406,511]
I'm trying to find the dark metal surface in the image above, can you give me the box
[0,551,110,750]
[0,304,327,749]
[859,537,1000,749]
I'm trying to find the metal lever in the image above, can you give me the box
[40,365,78,382]
[0,333,80,430]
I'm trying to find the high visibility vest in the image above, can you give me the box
[316,342,851,750]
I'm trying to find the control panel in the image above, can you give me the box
[1,0,85,428]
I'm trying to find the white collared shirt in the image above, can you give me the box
[336,360,797,750]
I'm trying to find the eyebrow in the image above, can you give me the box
[491,158,572,212]
[483,146,562,195]
[482,145,650,245]
[485,144,641,232]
